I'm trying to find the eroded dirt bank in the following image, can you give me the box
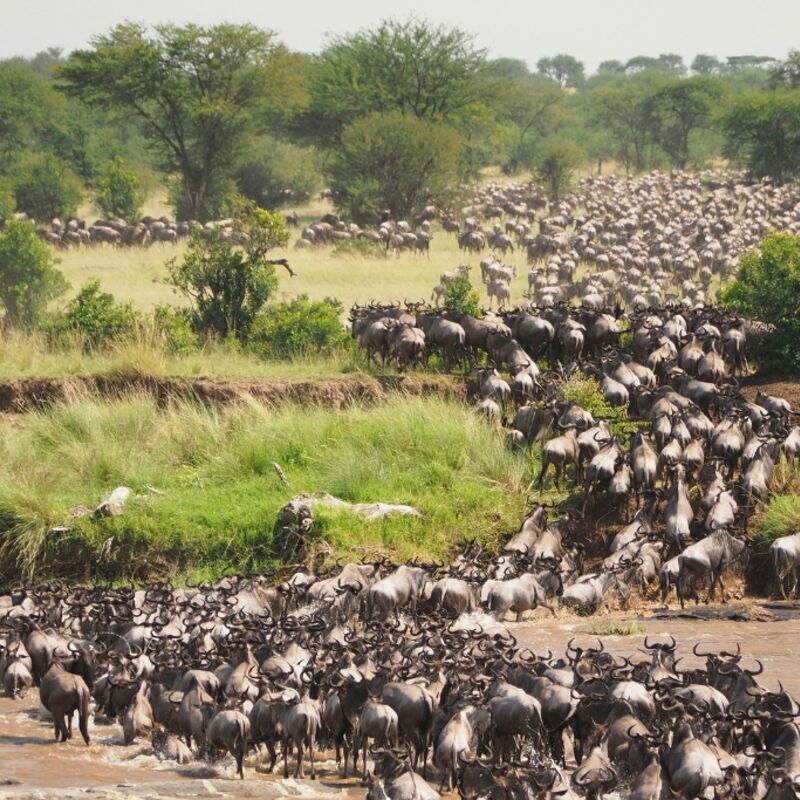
[0,373,464,413]
[2,604,799,799]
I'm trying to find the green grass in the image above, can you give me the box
[755,492,800,546]
[0,393,533,584]
[581,619,647,636]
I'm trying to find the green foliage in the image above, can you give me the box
[533,139,585,200]
[721,232,800,370]
[95,156,142,220]
[722,90,800,183]
[300,18,489,147]
[332,236,388,259]
[536,54,585,88]
[0,395,530,581]
[755,493,800,546]
[59,23,299,220]
[151,305,197,355]
[12,152,83,220]
[0,220,68,327]
[249,295,349,359]
[327,111,466,224]
[167,197,289,341]
[0,176,15,220]
[58,280,139,350]
[649,77,723,169]
[235,136,320,209]
[559,374,637,437]
[443,275,481,318]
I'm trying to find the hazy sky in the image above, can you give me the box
[2,0,798,71]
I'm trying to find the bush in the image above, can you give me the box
[721,232,800,371]
[533,139,585,200]
[151,305,197,355]
[167,197,289,341]
[235,137,321,210]
[13,152,83,221]
[95,157,142,220]
[755,493,800,546]
[327,111,466,225]
[249,295,349,359]
[332,237,388,259]
[0,219,68,327]
[559,374,637,437]
[443,275,481,318]
[0,176,15,221]
[60,280,138,349]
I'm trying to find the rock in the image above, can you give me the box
[94,486,132,518]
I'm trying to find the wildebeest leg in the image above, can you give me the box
[295,740,303,778]
[266,740,277,772]
[52,716,60,741]
[66,710,74,739]
[309,736,316,780]
[362,733,368,779]
[283,736,290,778]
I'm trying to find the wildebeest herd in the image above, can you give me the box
[1,553,800,798]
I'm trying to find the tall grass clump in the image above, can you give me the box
[0,394,531,583]
[754,493,800,547]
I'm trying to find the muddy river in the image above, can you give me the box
[1,606,799,799]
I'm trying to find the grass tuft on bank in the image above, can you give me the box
[0,394,532,584]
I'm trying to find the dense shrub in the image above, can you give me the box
[559,373,637,437]
[60,280,138,349]
[235,137,320,209]
[721,232,800,371]
[249,295,349,358]
[95,156,142,220]
[151,305,197,355]
[443,275,481,318]
[0,219,68,327]
[167,198,288,341]
[13,152,83,221]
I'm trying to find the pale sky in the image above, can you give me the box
[1,0,797,72]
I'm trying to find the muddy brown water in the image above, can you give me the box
[2,607,799,799]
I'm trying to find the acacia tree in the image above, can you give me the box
[299,18,489,147]
[59,23,294,220]
[649,77,723,169]
[536,55,585,89]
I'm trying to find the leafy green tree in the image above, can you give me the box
[492,73,563,173]
[62,279,138,349]
[0,62,69,163]
[650,77,723,168]
[235,136,320,209]
[721,233,800,370]
[59,23,297,220]
[249,295,348,358]
[597,60,625,74]
[691,54,724,75]
[326,111,465,224]
[536,54,585,88]
[300,18,488,147]
[13,152,83,220]
[443,275,481,318]
[589,74,662,172]
[95,157,142,220]
[167,198,289,341]
[0,219,68,327]
[533,139,585,200]
[722,91,800,182]
[770,50,800,88]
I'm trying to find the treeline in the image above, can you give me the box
[2,20,800,224]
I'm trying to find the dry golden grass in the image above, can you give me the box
[58,191,537,312]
